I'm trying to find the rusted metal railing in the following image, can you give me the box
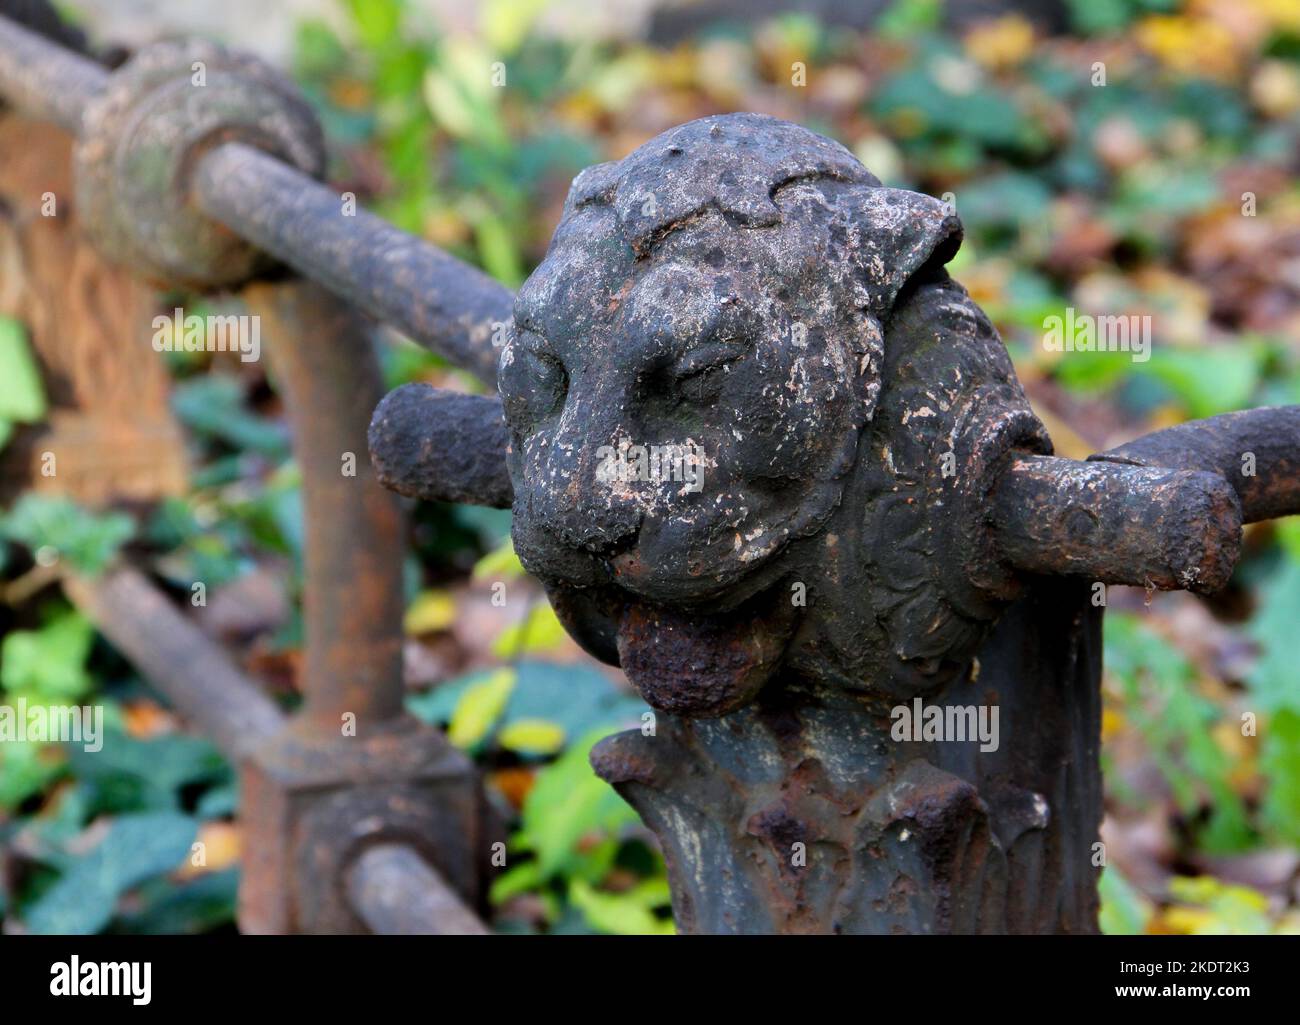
[0,6,498,934]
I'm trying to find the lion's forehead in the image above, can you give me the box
[515,213,843,357]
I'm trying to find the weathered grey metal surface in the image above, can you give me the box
[0,8,105,132]
[0,10,508,382]
[992,454,1241,593]
[487,112,1294,933]
[235,281,492,935]
[5,5,1295,935]
[369,384,514,508]
[0,7,496,935]
[347,843,491,936]
[74,39,326,288]
[593,578,1103,933]
[64,568,286,761]
[193,144,509,382]
[1093,406,1300,524]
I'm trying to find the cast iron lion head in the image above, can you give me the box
[501,113,1050,717]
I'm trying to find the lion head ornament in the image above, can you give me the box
[501,113,1050,717]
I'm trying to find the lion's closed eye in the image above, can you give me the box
[501,331,569,426]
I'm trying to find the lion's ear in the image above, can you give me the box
[841,187,963,316]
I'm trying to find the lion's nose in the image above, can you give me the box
[526,434,644,556]
[548,504,641,556]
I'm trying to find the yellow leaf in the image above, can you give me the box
[448,668,516,748]
[403,590,457,635]
[472,538,525,581]
[964,16,1035,71]
[492,602,568,657]
[178,822,242,878]
[498,718,566,756]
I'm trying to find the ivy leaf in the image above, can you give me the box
[0,494,134,576]
[447,668,516,749]
[568,878,674,935]
[0,611,94,700]
[23,812,197,934]
[0,316,47,424]
[517,729,639,878]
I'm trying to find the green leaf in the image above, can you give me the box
[1,611,94,700]
[23,812,197,934]
[0,316,47,423]
[0,735,64,811]
[1098,865,1152,935]
[1260,709,1300,847]
[447,668,516,748]
[0,494,134,575]
[119,868,238,935]
[517,729,638,878]
[1104,613,1252,852]
[171,375,288,458]
[877,0,942,40]
[489,859,545,905]
[67,731,228,813]
[568,879,674,935]
[1138,346,1263,419]
[345,0,402,50]
[1246,558,1300,714]
[408,660,647,743]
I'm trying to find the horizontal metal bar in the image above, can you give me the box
[368,384,513,508]
[346,843,490,935]
[1092,405,1300,524]
[64,567,286,760]
[991,454,1242,593]
[0,12,510,385]
[0,13,107,134]
[194,142,508,383]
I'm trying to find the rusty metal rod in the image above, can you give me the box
[364,392,1251,597]
[1092,405,1300,524]
[195,145,508,384]
[0,12,105,133]
[244,280,407,727]
[346,843,490,935]
[991,454,1242,593]
[0,12,508,384]
[368,383,513,508]
[63,567,286,760]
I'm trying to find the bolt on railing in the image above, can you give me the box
[0,13,507,384]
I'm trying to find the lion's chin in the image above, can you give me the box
[614,591,799,717]
[546,577,800,718]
